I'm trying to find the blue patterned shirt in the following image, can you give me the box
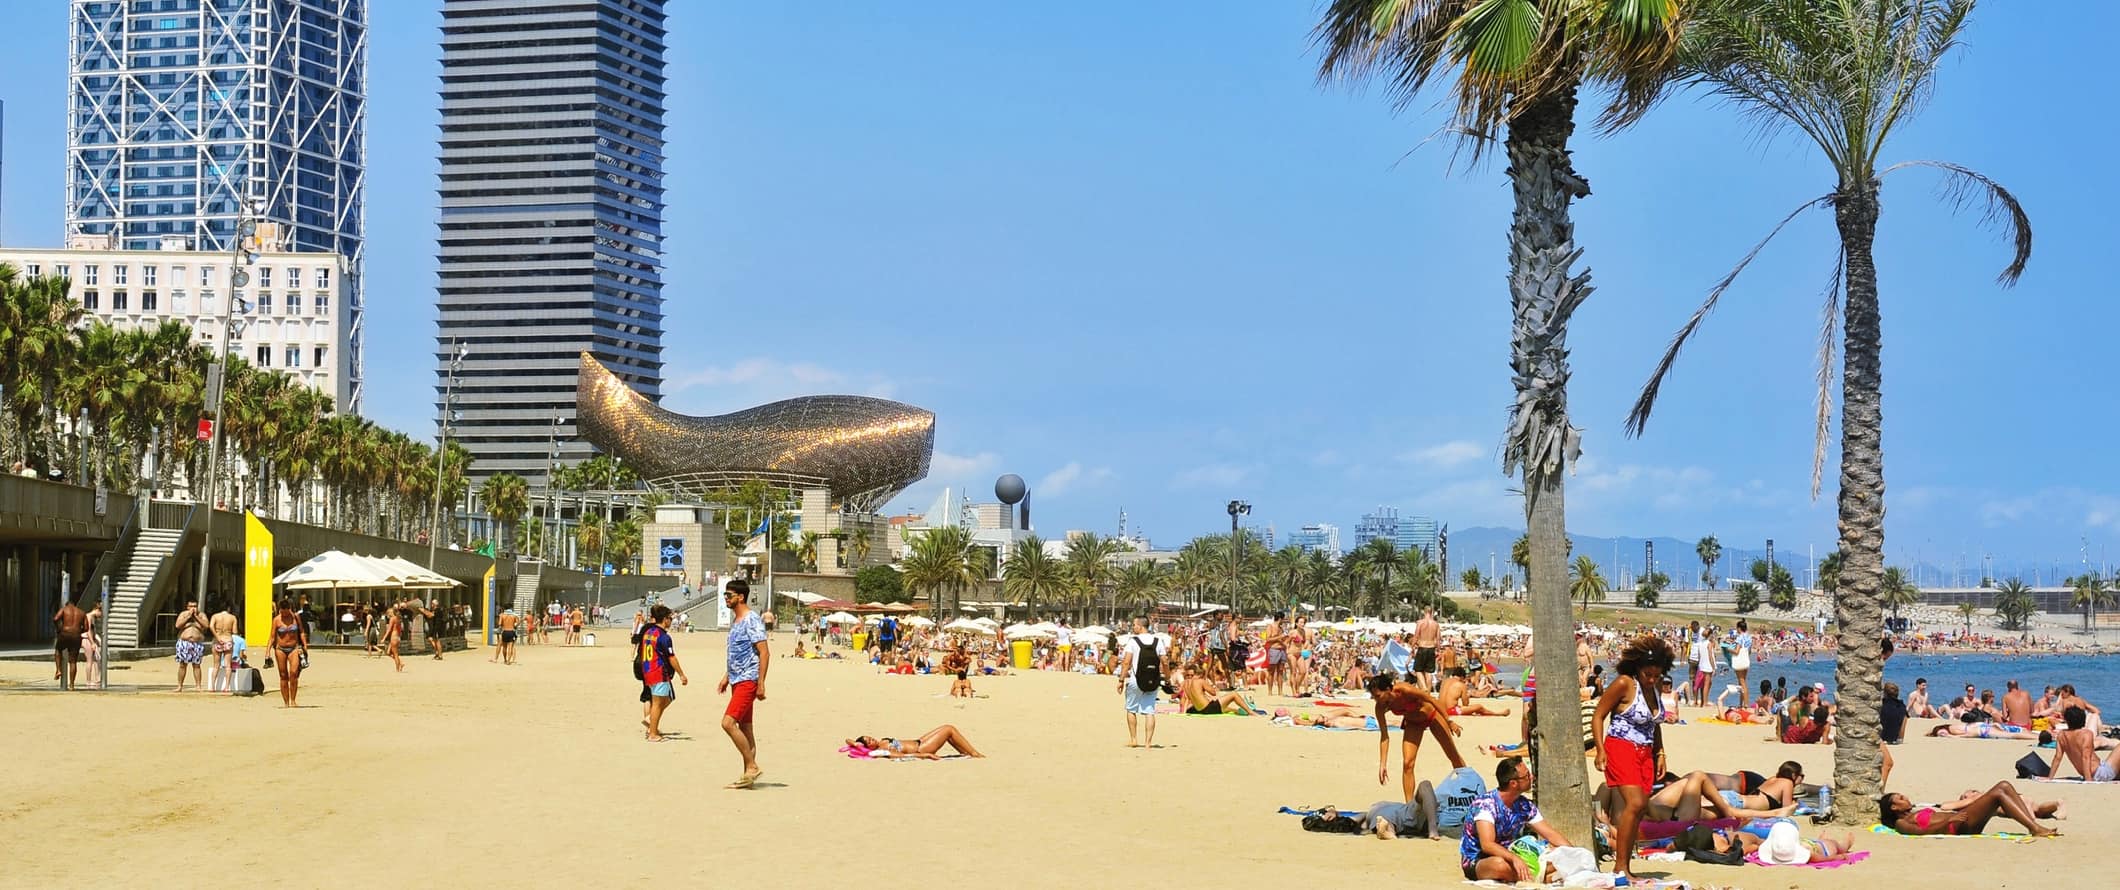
[727,613,766,682]
[1459,791,1543,869]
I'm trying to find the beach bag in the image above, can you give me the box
[2016,751,2050,779]
[1435,767,1488,834]
[1300,813,1361,834]
[234,667,263,696]
[1132,635,1162,691]
[1540,845,1597,880]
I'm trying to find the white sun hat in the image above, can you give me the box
[1757,820,1810,866]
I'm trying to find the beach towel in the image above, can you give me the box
[1866,823,2039,841]
[836,745,965,761]
[1277,805,1360,817]
[2033,776,2119,784]
[1745,850,1871,869]
[1695,715,1760,726]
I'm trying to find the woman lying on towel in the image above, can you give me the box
[1293,711,1374,730]
[1879,783,2059,836]
[1702,761,1806,812]
[1599,771,1796,825]
[1928,721,2040,740]
[846,724,987,759]
[1670,821,1859,865]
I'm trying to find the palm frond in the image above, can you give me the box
[1624,193,1832,436]
[1881,159,2033,285]
[1810,249,1842,499]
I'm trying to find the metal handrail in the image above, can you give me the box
[78,497,142,606]
[135,503,202,643]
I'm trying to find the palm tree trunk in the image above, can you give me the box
[1828,182,1888,824]
[1506,84,1594,847]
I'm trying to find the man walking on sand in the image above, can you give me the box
[719,579,769,788]
[174,599,211,691]
[420,599,446,660]
[1413,607,1443,691]
[53,600,87,689]
[1120,616,1166,748]
[493,610,520,665]
[209,605,239,691]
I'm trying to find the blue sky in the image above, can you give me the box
[4,3,2116,574]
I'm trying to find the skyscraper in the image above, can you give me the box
[66,0,366,410]
[1288,524,1341,559]
[435,0,667,483]
[1353,507,1440,558]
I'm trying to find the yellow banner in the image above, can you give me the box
[481,563,496,646]
[243,512,273,643]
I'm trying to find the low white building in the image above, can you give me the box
[0,231,353,410]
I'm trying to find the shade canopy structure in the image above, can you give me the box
[942,618,988,633]
[820,612,859,625]
[371,556,461,590]
[902,616,936,628]
[1077,625,1113,636]
[778,590,831,606]
[1004,623,1054,640]
[273,551,400,590]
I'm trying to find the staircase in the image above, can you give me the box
[510,559,543,617]
[104,527,191,648]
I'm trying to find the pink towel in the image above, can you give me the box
[1745,850,1870,868]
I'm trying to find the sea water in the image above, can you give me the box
[1700,652,2120,711]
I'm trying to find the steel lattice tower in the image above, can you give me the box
[66,0,367,412]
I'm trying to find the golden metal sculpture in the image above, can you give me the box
[575,352,934,508]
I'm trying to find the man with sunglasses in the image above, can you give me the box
[1460,756,1573,882]
[719,580,769,789]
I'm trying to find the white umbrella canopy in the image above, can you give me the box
[1071,627,1112,641]
[820,611,859,625]
[902,616,936,628]
[971,617,1001,628]
[272,550,400,590]
[1077,625,1113,636]
[1248,618,1274,628]
[1004,623,1055,640]
[372,556,461,589]
[777,590,830,605]
[943,618,988,633]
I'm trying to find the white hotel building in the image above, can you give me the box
[0,232,352,409]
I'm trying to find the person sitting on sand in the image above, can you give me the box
[846,725,986,759]
[1597,771,1795,826]
[1927,720,2039,740]
[2055,684,2103,734]
[1878,783,2058,837]
[1906,678,1939,719]
[1436,674,1511,718]
[2046,706,2120,781]
[1782,703,1833,744]
[792,639,809,658]
[1180,669,1253,715]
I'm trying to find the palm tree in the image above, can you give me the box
[796,530,824,573]
[575,512,606,571]
[1316,0,1687,846]
[1696,535,1722,589]
[1993,579,2036,632]
[1635,571,1669,609]
[1063,533,1127,622]
[480,473,530,557]
[1625,0,2030,823]
[1818,550,1845,597]
[1570,555,1608,616]
[1733,581,1762,613]
[846,525,874,570]
[1003,536,1067,619]
[2070,575,2113,634]
[1510,533,1532,591]
[1460,567,1486,594]
[1355,538,1404,615]
[903,525,977,620]
[1115,561,1167,617]
[1954,601,1977,637]
[1395,546,1443,617]
[1881,567,1921,624]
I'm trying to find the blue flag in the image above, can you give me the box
[750,515,770,536]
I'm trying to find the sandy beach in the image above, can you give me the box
[0,631,2104,889]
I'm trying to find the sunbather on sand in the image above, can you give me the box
[846,724,986,759]
[1598,771,1795,825]
[1701,762,1806,812]
[1181,672,1254,715]
[1671,821,1858,865]
[1437,675,1511,717]
[1294,711,1373,729]
[1879,783,2058,837]
[1928,721,2040,740]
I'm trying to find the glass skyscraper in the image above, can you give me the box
[435,0,667,483]
[66,0,366,410]
[1353,507,1439,558]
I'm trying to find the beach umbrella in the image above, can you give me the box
[820,612,859,625]
[1078,625,1113,636]
[272,550,398,590]
[1248,618,1274,628]
[903,616,936,628]
[943,618,988,633]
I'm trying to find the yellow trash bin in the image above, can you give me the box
[851,631,868,652]
[1011,639,1032,669]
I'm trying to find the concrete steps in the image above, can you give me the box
[104,528,189,648]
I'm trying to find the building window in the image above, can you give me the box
[83,290,99,310]
[314,294,328,316]
[172,266,187,285]
[113,291,128,311]
[259,266,272,288]
[143,266,158,286]
[316,268,330,289]
[172,289,188,313]
[285,293,302,316]
[314,345,328,368]
[24,264,38,277]
[201,267,214,287]
[142,291,158,312]
[255,345,270,367]
[285,346,300,368]
[55,264,70,281]
[200,290,216,312]
[288,268,303,289]
[84,265,99,285]
[113,265,128,285]
[257,293,272,314]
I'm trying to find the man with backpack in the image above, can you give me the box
[1119,616,1166,748]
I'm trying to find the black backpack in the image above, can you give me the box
[1133,635,1162,691]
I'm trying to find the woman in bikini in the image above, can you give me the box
[1703,761,1805,812]
[384,600,405,673]
[846,725,985,759]
[1879,782,2058,837]
[272,600,308,708]
[1367,672,1468,803]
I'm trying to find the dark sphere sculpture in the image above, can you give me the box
[994,474,1027,505]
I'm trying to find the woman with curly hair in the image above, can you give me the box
[1592,633,1675,881]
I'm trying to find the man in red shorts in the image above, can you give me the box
[718,580,769,789]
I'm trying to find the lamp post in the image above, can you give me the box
[428,339,467,569]
[194,202,261,612]
[1226,500,1250,615]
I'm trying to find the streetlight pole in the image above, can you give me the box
[428,339,467,569]
[1226,500,1250,615]
[194,202,261,612]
